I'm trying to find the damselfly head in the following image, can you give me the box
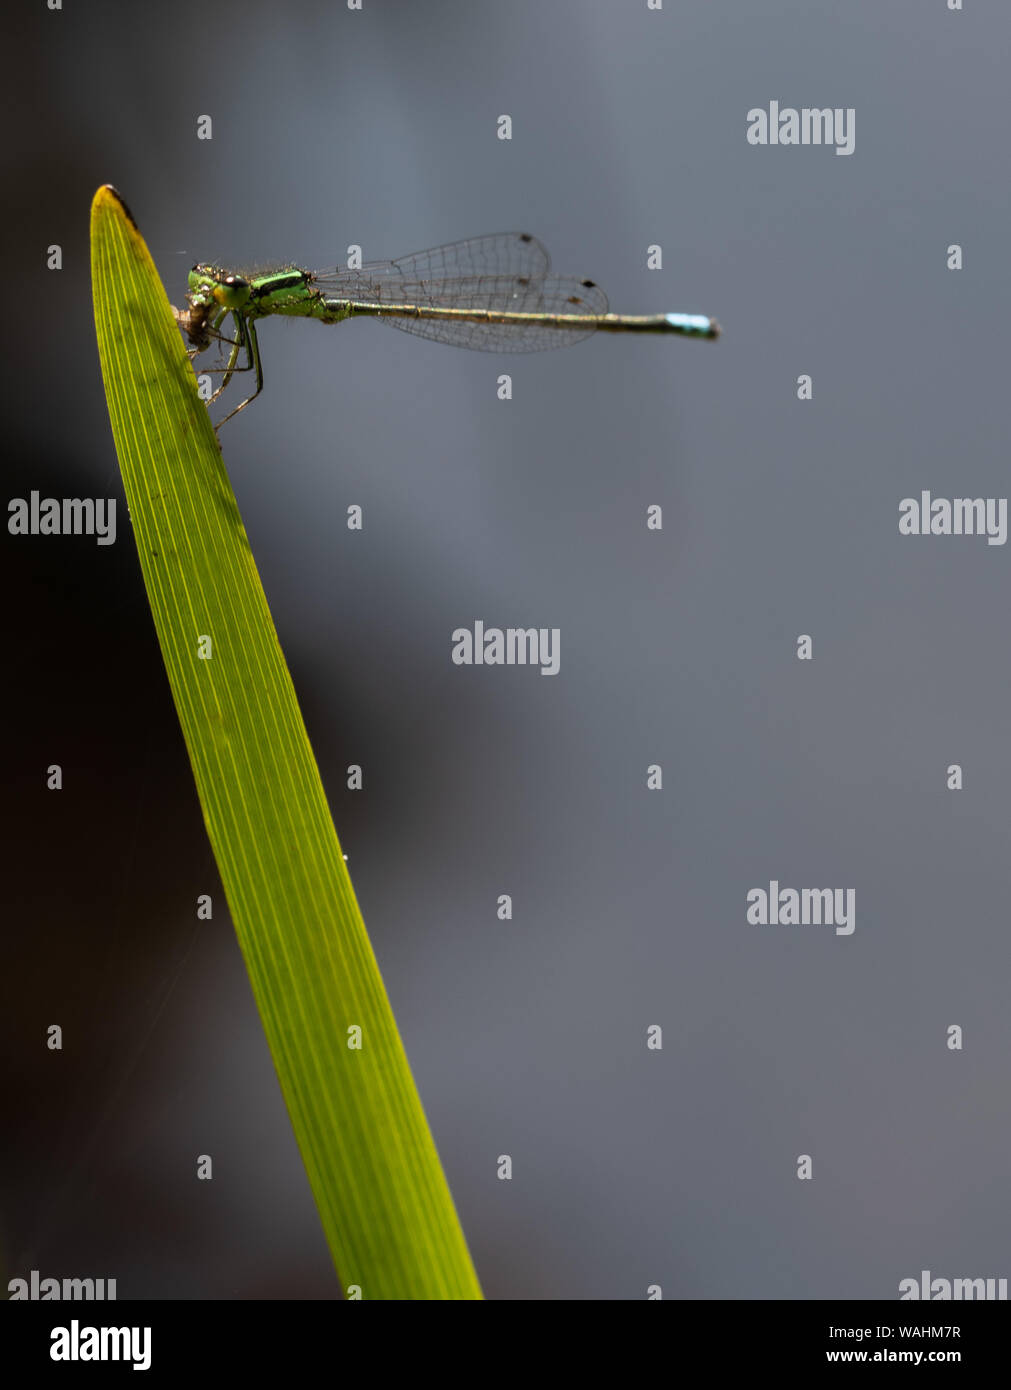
[188,264,252,312]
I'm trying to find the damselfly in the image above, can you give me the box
[173,232,720,426]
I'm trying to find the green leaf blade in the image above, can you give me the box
[90,185,481,1300]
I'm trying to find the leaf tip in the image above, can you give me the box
[92,183,140,231]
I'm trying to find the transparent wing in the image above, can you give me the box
[312,232,552,293]
[314,235,608,352]
[312,232,607,351]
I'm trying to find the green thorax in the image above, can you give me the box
[187,264,320,318]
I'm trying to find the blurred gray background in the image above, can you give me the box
[3,0,1009,1299]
